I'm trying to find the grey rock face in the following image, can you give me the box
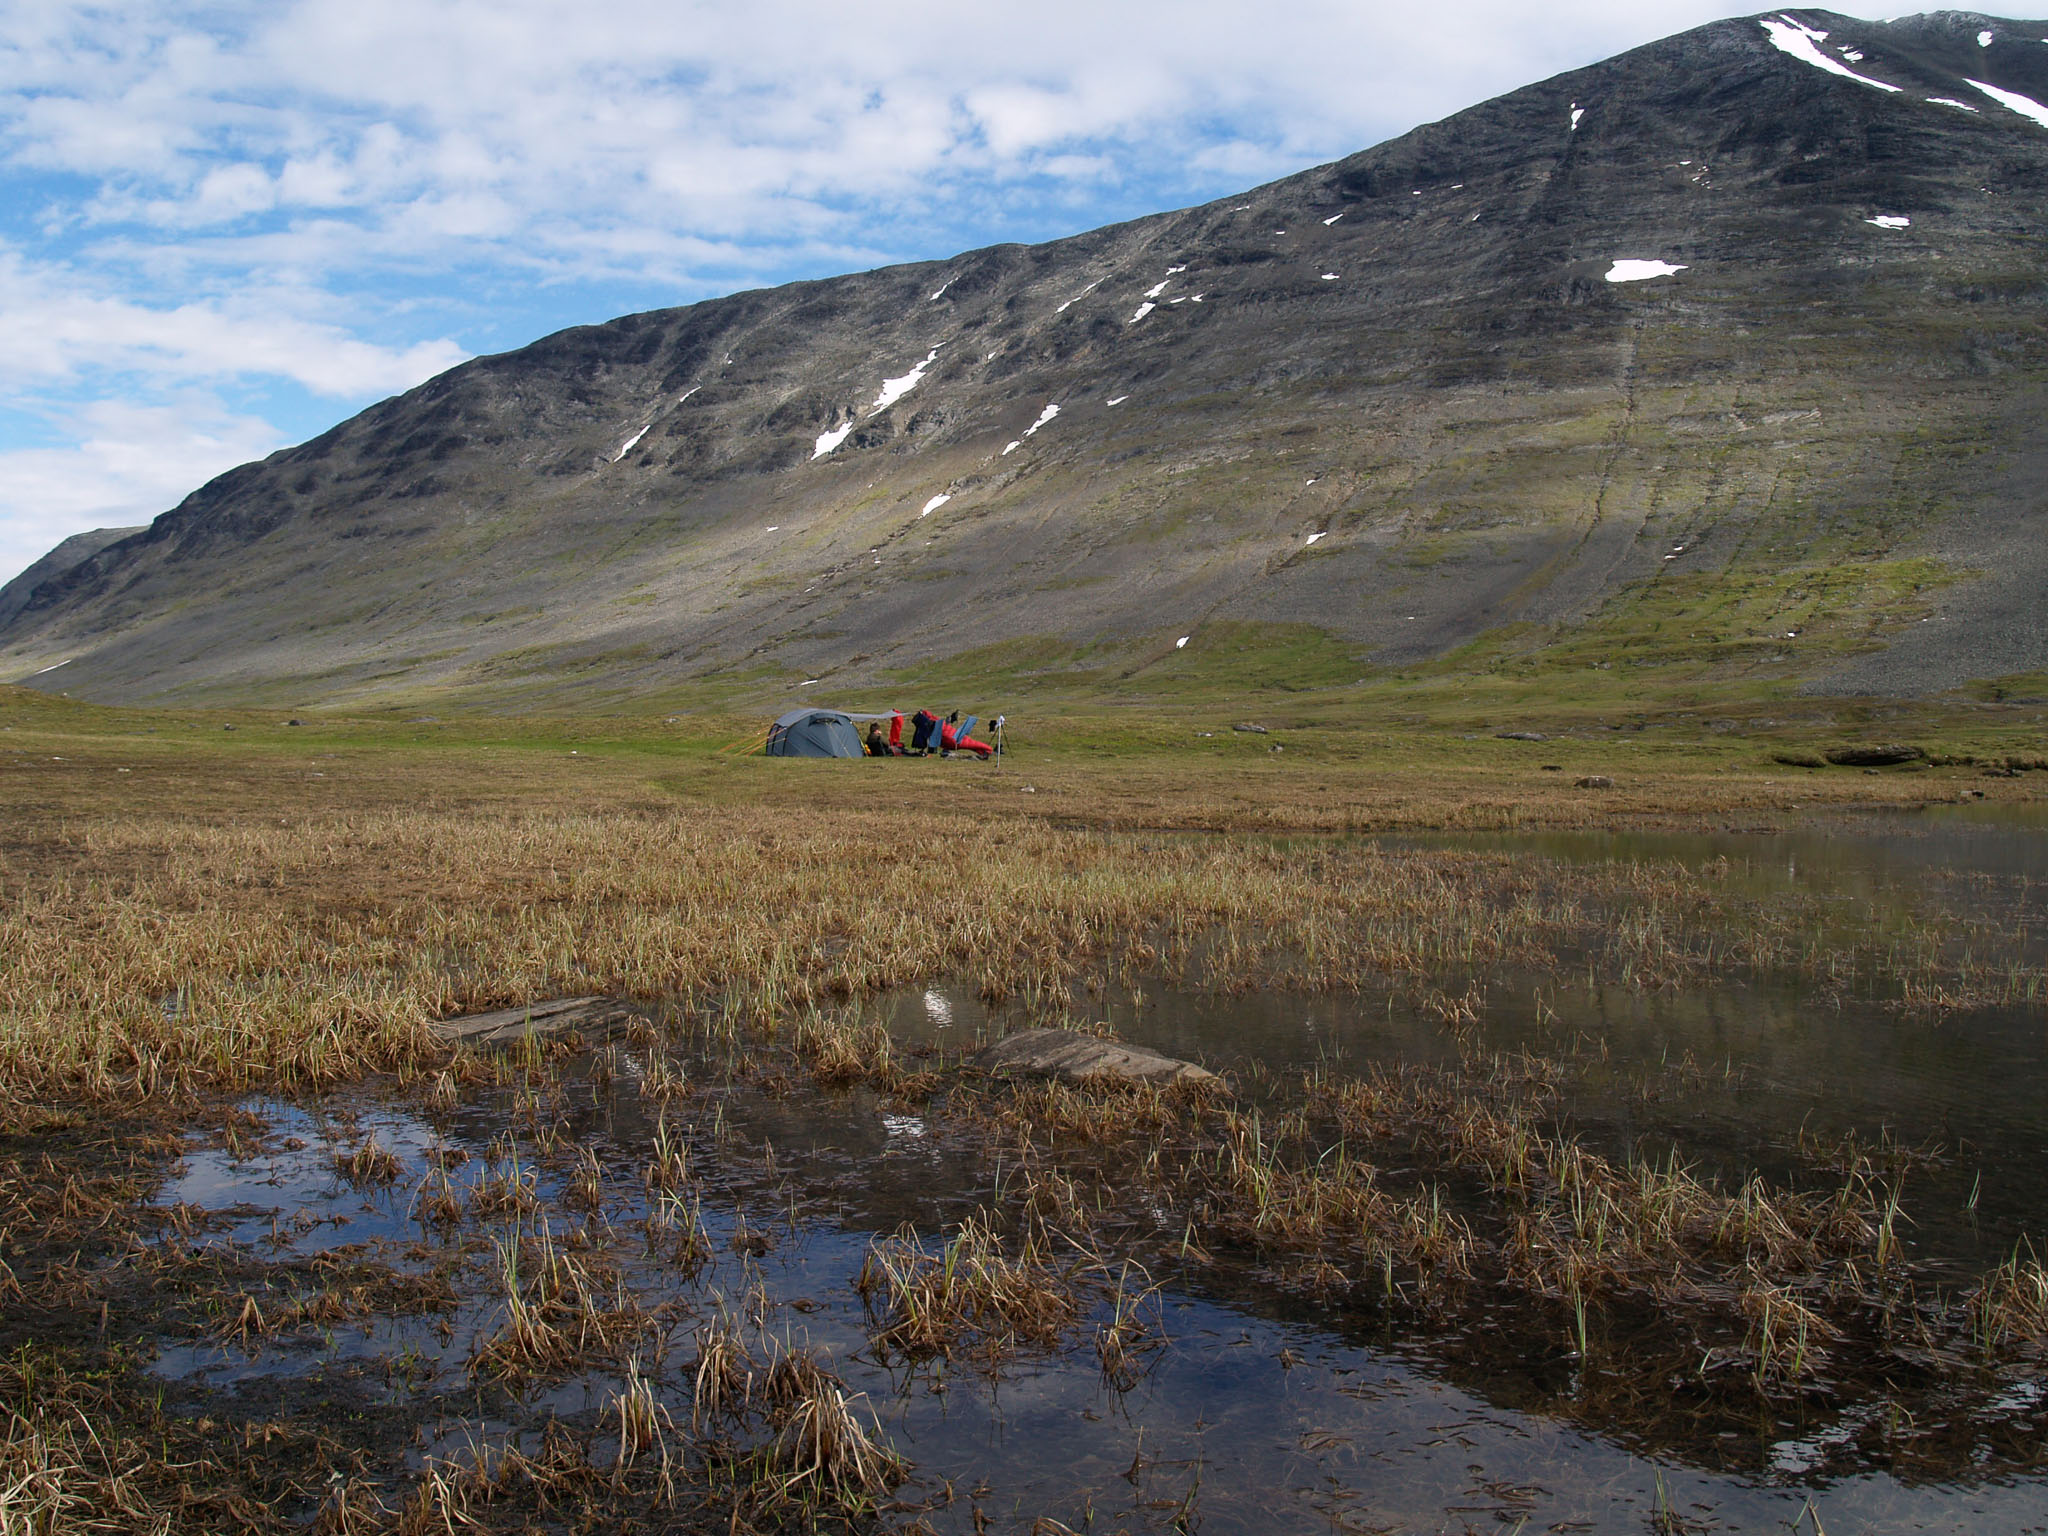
[973,1028,1218,1086]
[5,12,2048,703]
[430,996,631,1046]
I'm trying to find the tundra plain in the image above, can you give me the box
[4,681,2048,1532]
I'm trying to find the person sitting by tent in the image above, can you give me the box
[866,722,891,757]
[939,710,994,759]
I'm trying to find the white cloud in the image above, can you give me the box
[4,0,1784,270]
[0,248,468,398]
[0,242,467,583]
[0,398,283,580]
[20,1,2029,281]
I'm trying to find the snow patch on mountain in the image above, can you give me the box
[1760,16,1901,91]
[1968,78,2048,127]
[1606,259,1687,282]
[873,348,940,414]
[1056,280,1100,313]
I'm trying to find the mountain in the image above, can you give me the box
[0,526,146,632]
[5,9,2048,708]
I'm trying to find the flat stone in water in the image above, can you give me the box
[430,996,621,1045]
[973,1027,1218,1085]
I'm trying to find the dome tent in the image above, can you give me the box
[764,708,864,758]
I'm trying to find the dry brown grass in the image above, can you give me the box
[0,1343,328,1534]
[946,1043,1968,1401]
[855,1210,1082,1363]
[0,805,1714,1103]
[1968,1248,2048,1356]
[760,1349,905,1504]
[1,708,2037,1112]
[469,1220,657,1384]
[334,1137,401,1187]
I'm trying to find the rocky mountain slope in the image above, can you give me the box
[5,9,2047,707]
[0,526,144,632]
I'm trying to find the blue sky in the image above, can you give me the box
[5,1,2046,584]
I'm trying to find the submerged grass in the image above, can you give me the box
[937,1032,2048,1419]
[2,989,2044,1534]
[855,1209,1082,1364]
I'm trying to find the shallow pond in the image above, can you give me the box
[124,806,2048,1532]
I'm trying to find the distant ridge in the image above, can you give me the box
[0,527,147,632]
[5,10,2047,706]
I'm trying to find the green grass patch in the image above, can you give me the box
[1431,557,1959,682]
[885,623,1367,704]
[1958,671,2048,705]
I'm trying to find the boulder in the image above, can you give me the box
[972,1028,1217,1087]
[1575,775,1614,788]
[1495,730,1546,742]
[430,996,629,1046]
[1823,744,1925,767]
[1232,722,1269,734]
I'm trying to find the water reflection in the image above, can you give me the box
[129,807,2048,1531]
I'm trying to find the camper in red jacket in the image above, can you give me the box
[939,711,993,759]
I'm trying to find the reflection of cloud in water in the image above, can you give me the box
[1770,1401,1877,1474]
[882,1113,929,1142]
[923,989,953,1026]
[152,1096,466,1260]
[1985,1378,2048,1415]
